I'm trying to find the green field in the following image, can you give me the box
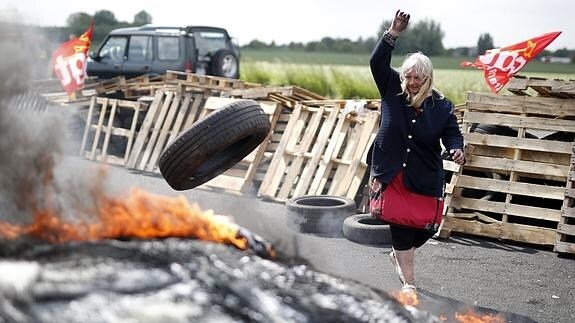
[240,49,575,105]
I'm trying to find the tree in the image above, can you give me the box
[408,19,444,55]
[376,18,445,55]
[93,10,118,26]
[553,47,571,57]
[133,10,152,25]
[477,33,494,54]
[245,39,268,49]
[66,12,92,37]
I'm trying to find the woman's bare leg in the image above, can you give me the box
[394,247,415,286]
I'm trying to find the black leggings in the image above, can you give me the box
[389,224,434,250]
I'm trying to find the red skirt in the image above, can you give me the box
[381,170,443,230]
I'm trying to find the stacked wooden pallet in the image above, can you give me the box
[126,90,197,172]
[440,90,575,246]
[258,101,379,202]
[507,75,575,98]
[555,142,575,255]
[123,90,282,194]
[49,70,575,253]
[164,70,248,92]
[222,85,327,107]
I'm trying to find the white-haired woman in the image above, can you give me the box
[368,10,465,292]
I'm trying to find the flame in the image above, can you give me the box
[455,310,506,323]
[392,290,419,307]
[390,290,506,323]
[0,186,247,251]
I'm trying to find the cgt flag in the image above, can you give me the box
[461,31,561,93]
[51,21,94,97]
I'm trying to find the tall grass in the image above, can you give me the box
[240,60,574,105]
[283,65,334,97]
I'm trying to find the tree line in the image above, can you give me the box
[41,9,573,60]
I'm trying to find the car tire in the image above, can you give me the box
[342,214,392,246]
[285,195,357,236]
[210,49,240,79]
[158,99,271,190]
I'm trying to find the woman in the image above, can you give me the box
[369,10,465,292]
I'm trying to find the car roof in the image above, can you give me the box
[108,25,230,37]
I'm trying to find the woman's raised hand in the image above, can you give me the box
[389,10,410,37]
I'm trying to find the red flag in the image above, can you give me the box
[461,31,561,93]
[51,21,94,96]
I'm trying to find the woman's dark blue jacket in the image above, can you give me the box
[368,35,464,197]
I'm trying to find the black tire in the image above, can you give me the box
[343,214,392,246]
[210,49,240,79]
[285,195,357,235]
[158,99,271,190]
[470,124,536,138]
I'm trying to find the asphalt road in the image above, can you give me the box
[63,157,574,323]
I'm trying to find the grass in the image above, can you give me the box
[239,49,575,105]
[242,48,575,73]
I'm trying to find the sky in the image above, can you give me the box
[0,0,573,50]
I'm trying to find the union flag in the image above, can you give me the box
[461,31,562,93]
[51,21,94,97]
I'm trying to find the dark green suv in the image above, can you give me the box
[87,25,240,79]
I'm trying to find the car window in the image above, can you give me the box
[195,31,228,56]
[157,36,180,61]
[128,36,152,61]
[98,36,128,62]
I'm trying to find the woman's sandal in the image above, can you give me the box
[401,283,417,293]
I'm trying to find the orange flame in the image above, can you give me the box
[390,290,506,323]
[0,187,247,251]
[455,310,506,323]
[392,290,419,307]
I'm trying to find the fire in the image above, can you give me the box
[455,310,506,323]
[0,186,248,251]
[392,289,419,307]
[391,290,507,323]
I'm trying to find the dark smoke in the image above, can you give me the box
[0,20,118,227]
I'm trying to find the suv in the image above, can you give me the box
[87,25,240,79]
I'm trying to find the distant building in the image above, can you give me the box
[540,56,572,64]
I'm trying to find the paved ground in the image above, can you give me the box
[67,158,574,323]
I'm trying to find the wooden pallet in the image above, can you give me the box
[222,85,326,106]
[126,89,207,172]
[7,91,50,113]
[554,142,575,255]
[164,70,247,92]
[122,75,172,99]
[125,92,282,194]
[440,92,575,246]
[80,96,147,166]
[507,75,575,99]
[258,102,379,203]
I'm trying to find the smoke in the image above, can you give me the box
[0,20,118,226]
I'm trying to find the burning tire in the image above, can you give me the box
[343,214,392,246]
[158,99,271,190]
[285,195,356,235]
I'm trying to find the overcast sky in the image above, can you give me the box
[1,0,573,50]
